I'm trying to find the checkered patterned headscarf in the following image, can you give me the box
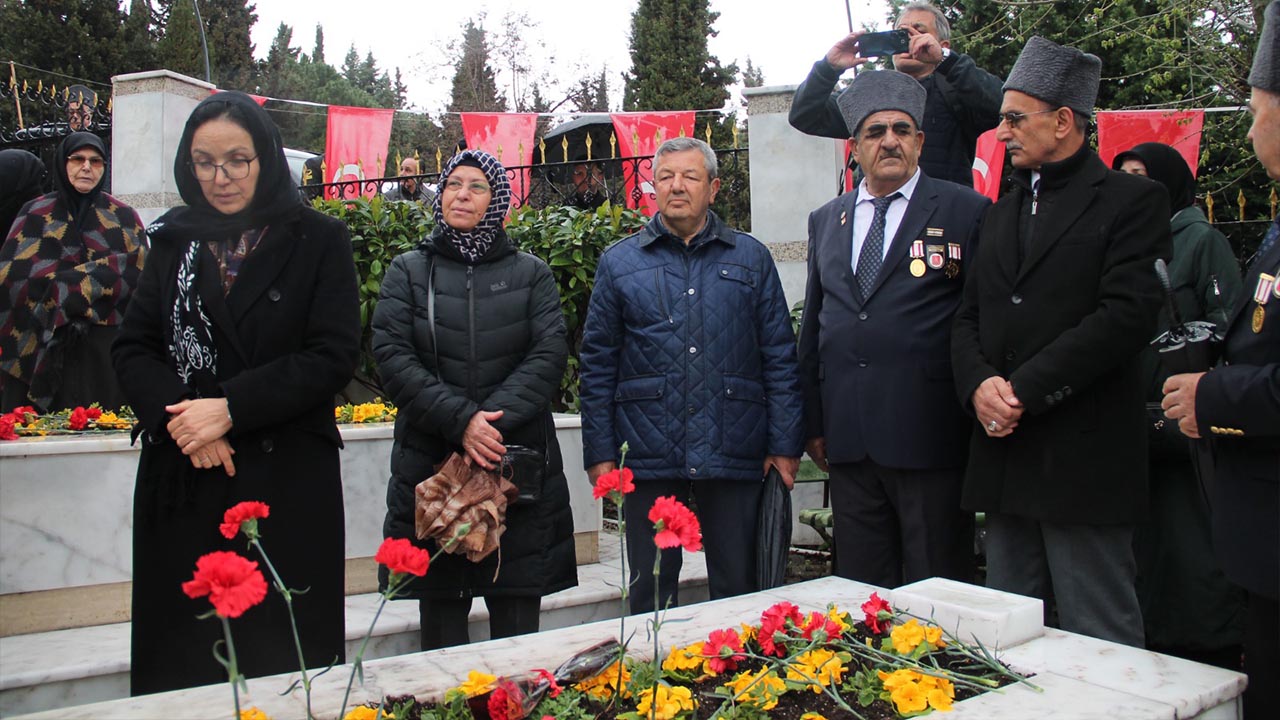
[432,149,512,263]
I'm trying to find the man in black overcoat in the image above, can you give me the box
[951,37,1171,647]
[1162,3,1280,713]
[798,70,990,587]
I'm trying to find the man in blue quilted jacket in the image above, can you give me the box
[580,137,805,613]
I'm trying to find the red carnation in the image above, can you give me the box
[0,414,17,441]
[11,406,36,423]
[703,627,746,674]
[486,679,525,720]
[220,501,271,540]
[181,551,268,618]
[375,537,431,577]
[591,467,636,501]
[861,592,893,634]
[68,407,90,430]
[85,406,102,420]
[648,496,702,552]
[759,601,804,657]
[534,668,562,698]
[800,611,843,642]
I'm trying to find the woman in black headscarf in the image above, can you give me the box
[0,149,46,236]
[0,134,144,412]
[373,149,577,651]
[112,92,360,695]
[1113,142,1246,667]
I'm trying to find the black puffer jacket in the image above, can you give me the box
[371,229,577,599]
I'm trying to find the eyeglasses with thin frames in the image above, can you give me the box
[443,179,492,195]
[189,156,259,181]
[67,154,104,169]
[996,109,1058,129]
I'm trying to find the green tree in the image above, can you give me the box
[444,20,506,142]
[311,24,325,64]
[157,0,205,79]
[568,68,611,113]
[201,0,258,89]
[119,0,157,75]
[0,0,126,87]
[741,57,765,88]
[622,0,737,111]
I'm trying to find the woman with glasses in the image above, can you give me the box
[1,133,144,412]
[112,92,360,694]
[372,149,577,650]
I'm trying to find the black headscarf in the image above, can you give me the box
[0,149,46,238]
[163,91,302,241]
[1112,142,1196,214]
[55,132,107,232]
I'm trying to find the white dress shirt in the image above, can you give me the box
[850,168,922,273]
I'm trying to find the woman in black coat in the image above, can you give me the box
[372,149,577,651]
[112,92,360,695]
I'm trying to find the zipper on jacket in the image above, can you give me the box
[1030,185,1039,215]
[655,268,673,324]
[467,266,477,398]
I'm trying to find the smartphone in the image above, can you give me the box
[858,29,910,57]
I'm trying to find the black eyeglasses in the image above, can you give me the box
[189,156,259,181]
[996,109,1057,129]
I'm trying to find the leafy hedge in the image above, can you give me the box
[314,197,646,410]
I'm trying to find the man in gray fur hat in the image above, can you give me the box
[951,36,1171,647]
[1162,2,1279,711]
[798,70,990,587]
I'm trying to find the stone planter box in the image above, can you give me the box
[6,576,1245,720]
[0,415,600,636]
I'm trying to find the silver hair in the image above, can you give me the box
[897,1,951,43]
[654,137,719,180]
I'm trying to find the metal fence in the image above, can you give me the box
[1,78,113,193]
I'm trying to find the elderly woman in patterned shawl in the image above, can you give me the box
[0,133,145,412]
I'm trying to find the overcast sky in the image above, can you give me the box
[247,0,888,115]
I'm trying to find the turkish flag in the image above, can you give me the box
[324,105,394,199]
[460,113,538,209]
[610,111,697,216]
[971,129,1006,201]
[1097,110,1205,176]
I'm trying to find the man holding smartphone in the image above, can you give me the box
[789,1,1003,187]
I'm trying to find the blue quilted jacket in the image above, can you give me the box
[579,212,804,481]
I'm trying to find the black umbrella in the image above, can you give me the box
[534,114,625,184]
[756,467,792,590]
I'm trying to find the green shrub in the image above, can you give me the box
[316,197,645,410]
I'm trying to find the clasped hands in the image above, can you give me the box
[166,398,235,476]
[973,376,1022,438]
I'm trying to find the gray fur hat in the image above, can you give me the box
[1002,36,1102,118]
[836,70,927,136]
[1251,1,1279,93]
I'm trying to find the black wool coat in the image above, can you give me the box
[951,146,1172,525]
[112,208,360,695]
[371,230,577,600]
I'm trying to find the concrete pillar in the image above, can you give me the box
[109,70,214,226]
[744,84,848,308]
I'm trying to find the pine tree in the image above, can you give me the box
[157,0,205,80]
[120,0,158,75]
[447,21,506,113]
[569,68,610,113]
[311,25,325,64]
[622,0,737,111]
[201,0,257,90]
[741,58,765,88]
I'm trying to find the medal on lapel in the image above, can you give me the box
[1253,273,1275,334]
[945,242,961,279]
[926,244,945,271]
[840,210,848,226]
[910,240,926,277]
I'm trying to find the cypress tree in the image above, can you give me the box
[622,0,736,111]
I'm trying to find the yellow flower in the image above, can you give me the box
[924,624,946,647]
[575,660,631,700]
[635,684,695,720]
[785,648,846,692]
[352,406,370,423]
[928,679,956,711]
[891,619,926,654]
[334,406,343,420]
[739,623,757,644]
[240,709,271,720]
[800,714,829,720]
[456,670,497,697]
[722,667,787,710]
[343,707,395,720]
[890,680,929,714]
[663,642,705,673]
[826,605,851,633]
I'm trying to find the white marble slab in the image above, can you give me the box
[6,577,1243,720]
[892,577,1044,650]
[0,416,600,597]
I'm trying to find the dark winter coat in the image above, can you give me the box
[789,53,1003,187]
[112,208,360,695]
[579,212,805,480]
[371,229,577,600]
[951,146,1172,525]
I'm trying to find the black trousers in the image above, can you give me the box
[1244,592,1280,720]
[418,595,542,651]
[828,460,973,588]
[623,478,761,614]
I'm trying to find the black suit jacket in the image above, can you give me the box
[951,147,1172,525]
[1196,223,1280,600]
[799,172,990,468]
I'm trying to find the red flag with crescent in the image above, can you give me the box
[610,112,696,216]
[971,129,1005,201]
[460,113,538,210]
[324,105,394,199]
